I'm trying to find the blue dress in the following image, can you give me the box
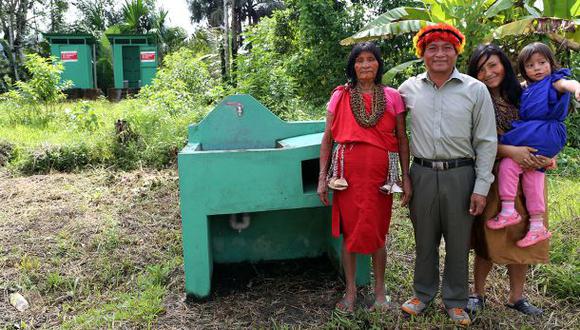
[501,68,570,158]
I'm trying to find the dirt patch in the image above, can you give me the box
[0,168,578,329]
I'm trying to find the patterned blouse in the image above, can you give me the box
[492,95,519,135]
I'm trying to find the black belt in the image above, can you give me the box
[413,157,474,170]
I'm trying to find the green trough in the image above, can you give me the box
[178,95,371,298]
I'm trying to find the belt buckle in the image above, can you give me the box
[432,161,447,170]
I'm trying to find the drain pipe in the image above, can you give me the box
[229,213,251,232]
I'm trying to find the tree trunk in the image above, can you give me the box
[223,0,230,82]
[230,0,242,86]
[1,0,33,82]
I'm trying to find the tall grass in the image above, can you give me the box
[536,175,580,301]
[0,98,210,173]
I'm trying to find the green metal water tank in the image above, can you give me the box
[44,33,96,89]
[178,95,371,298]
[106,34,158,89]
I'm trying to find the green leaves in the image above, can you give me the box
[484,0,515,18]
[138,48,224,115]
[382,59,423,85]
[358,7,432,31]
[341,20,433,46]
[543,0,580,19]
[493,18,579,43]
[340,7,434,45]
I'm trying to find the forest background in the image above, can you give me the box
[0,0,578,328]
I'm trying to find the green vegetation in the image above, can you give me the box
[0,0,578,328]
[0,169,577,328]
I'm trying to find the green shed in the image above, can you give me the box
[106,34,158,89]
[44,33,97,89]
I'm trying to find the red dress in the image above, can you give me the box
[327,85,405,254]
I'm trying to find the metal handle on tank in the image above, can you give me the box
[225,102,244,117]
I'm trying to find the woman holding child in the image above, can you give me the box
[466,42,579,315]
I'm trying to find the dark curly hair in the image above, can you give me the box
[468,43,521,107]
[346,42,384,86]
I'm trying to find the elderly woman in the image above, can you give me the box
[466,44,551,316]
[317,42,411,313]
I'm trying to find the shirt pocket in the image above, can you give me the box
[444,101,472,139]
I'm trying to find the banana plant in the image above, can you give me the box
[341,0,580,84]
[492,0,580,50]
[340,0,507,83]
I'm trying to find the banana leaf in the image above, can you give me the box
[573,1,580,17]
[524,3,543,18]
[543,0,580,19]
[341,20,434,46]
[340,7,435,45]
[382,59,423,85]
[484,0,514,18]
[357,7,432,32]
[493,17,577,38]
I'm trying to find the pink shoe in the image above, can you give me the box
[486,212,522,230]
[516,229,552,248]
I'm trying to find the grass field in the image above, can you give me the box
[1,167,577,329]
[0,99,210,174]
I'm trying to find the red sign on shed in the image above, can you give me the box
[140,51,156,62]
[61,51,78,62]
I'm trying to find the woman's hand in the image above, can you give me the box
[317,174,329,206]
[530,154,553,170]
[401,174,412,207]
[506,146,542,170]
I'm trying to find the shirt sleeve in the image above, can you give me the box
[385,87,406,115]
[472,83,498,196]
[327,89,343,114]
[397,79,414,113]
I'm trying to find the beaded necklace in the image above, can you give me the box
[349,83,386,128]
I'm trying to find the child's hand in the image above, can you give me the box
[545,157,557,170]
[575,86,580,101]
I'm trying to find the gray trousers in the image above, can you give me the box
[409,163,475,309]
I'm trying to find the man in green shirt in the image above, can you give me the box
[398,23,497,326]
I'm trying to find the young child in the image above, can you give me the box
[486,42,580,247]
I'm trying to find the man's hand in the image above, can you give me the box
[469,193,487,216]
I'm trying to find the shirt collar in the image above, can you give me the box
[419,67,464,84]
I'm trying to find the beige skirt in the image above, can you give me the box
[472,163,550,264]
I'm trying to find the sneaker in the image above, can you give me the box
[447,307,471,326]
[465,294,485,315]
[506,298,543,316]
[516,229,551,248]
[401,297,427,316]
[486,211,522,230]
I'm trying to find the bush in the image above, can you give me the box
[235,12,302,118]
[15,142,95,174]
[138,48,225,115]
[63,101,102,132]
[0,140,14,166]
[0,54,72,126]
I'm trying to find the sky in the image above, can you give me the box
[158,0,195,34]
